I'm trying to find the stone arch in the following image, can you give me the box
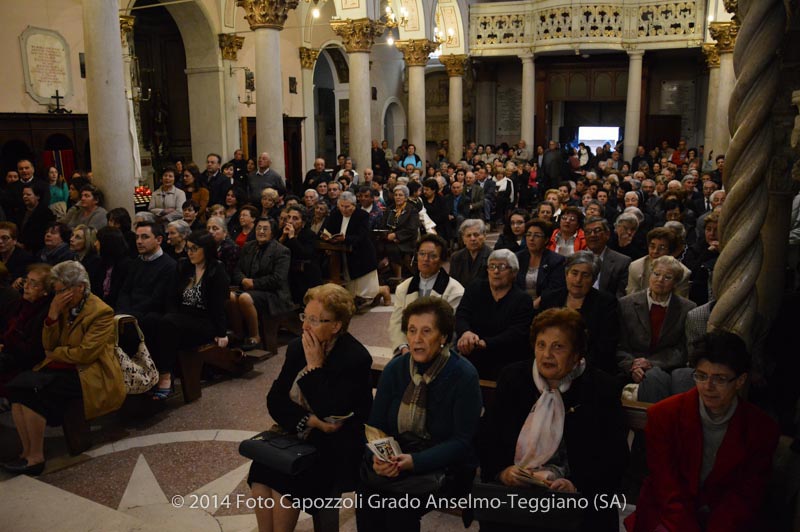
[381,97,407,150]
[124,0,227,164]
[314,44,350,162]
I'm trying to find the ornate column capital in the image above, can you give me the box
[396,39,437,67]
[299,47,320,69]
[237,0,299,31]
[120,15,135,47]
[218,33,245,61]
[702,43,721,68]
[440,54,468,77]
[330,18,385,53]
[709,21,738,53]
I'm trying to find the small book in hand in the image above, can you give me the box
[516,467,553,488]
[364,424,403,462]
[324,412,354,424]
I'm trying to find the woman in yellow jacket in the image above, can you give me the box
[3,260,125,476]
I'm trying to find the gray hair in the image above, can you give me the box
[710,190,725,202]
[488,249,519,272]
[623,206,644,222]
[459,218,486,236]
[615,212,640,229]
[652,255,685,283]
[304,188,319,199]
[338,191,357,205]
[565,250,601,281]
[393,185,410,197]
[396,176,410,186]
[664,221,687,244]
[50,260,90,293]
[206,216,229,235]
[584,216,610,232]
[167,219,191,237]
[135,211,156,225]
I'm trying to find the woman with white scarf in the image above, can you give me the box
[480,307,628,532]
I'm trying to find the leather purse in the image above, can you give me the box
[239,429,318,476]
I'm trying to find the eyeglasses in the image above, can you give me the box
[487,263,511,272]
[23,278,43,288]
[186,244,200,252]
[299,313,334,327]
[0,235,12,242]
[416,251,440,260]
[585,228,606,236]
[651,271,674,281]
[255,226,271,232]
[561,216,578,223]
[692,371,738,386]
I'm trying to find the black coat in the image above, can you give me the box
[324,208,378,279]
[281,226,323,304]
[515,247,566,296]
[18,205,55,252]
[266,332,373,494]
[380,204,420,254]
[538,288,620,374]
[232,239,294,316]
[481,361,628,532]
[493,233,523,253]
[173,258,230,337]
[423,195,450,241]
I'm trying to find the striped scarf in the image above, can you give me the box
[397,350,450,438]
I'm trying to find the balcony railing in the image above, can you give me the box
[470,1,706,55]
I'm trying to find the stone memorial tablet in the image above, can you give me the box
[19,26,73,105]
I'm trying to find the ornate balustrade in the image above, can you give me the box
[470,0,705,55]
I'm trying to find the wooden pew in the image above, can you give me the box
[259,308,302,357]
[176,344,254,403]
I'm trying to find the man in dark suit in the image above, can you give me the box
[200,153,222,190]
[463,172,485,220]
[692,179,717,214]
[540,140,563,192]
[584,216,631,298]
[444,180,470,242]
[476,168,496,223]
[302,157,331,190]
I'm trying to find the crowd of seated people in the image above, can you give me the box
[0,140,790,532]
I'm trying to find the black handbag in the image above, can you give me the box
[239,429,318,476]
[5,370,56,392]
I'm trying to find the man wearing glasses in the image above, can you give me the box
[626,331,779,532]
[388,235,464,354]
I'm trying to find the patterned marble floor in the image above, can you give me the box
[0,229,632,531]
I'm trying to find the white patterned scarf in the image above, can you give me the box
[514,358,586,471]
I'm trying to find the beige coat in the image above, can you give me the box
[39,294,125,419]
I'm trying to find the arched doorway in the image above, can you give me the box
[132,0,191,167]
[313,47,348,166]
[383,100,407,152]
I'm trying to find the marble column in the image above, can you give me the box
[440,54,468,163]
[519,53,535,149]
[238,0,299,179]
[474,63,496,145]
[299,47,320,174]
[396,40,437,154]
[710,21,738,157]
[331,18,385,176]
[119,15,144,185]
[701,43,721,158]
[82,0,135,213]
[623,50,644,164]
[219,33,245,160]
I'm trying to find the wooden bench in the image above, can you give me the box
[62,398,91,455]
[176,344,254,403]
[259,308,303,356]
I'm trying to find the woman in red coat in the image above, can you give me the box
[626,331,779,532]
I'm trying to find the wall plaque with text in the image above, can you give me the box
[19,26,73,105]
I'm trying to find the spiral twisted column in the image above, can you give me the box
[708,0,787,340]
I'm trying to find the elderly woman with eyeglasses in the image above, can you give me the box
[455,249,534,380]
[2,261,125,475]
[617,255,696,387]
[380,185,420,279]
[248,284,373,532]
[537,251,620,374]
[626,332,779,532]
[479,308,628,532]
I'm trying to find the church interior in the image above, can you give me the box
[1,0,800,530]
